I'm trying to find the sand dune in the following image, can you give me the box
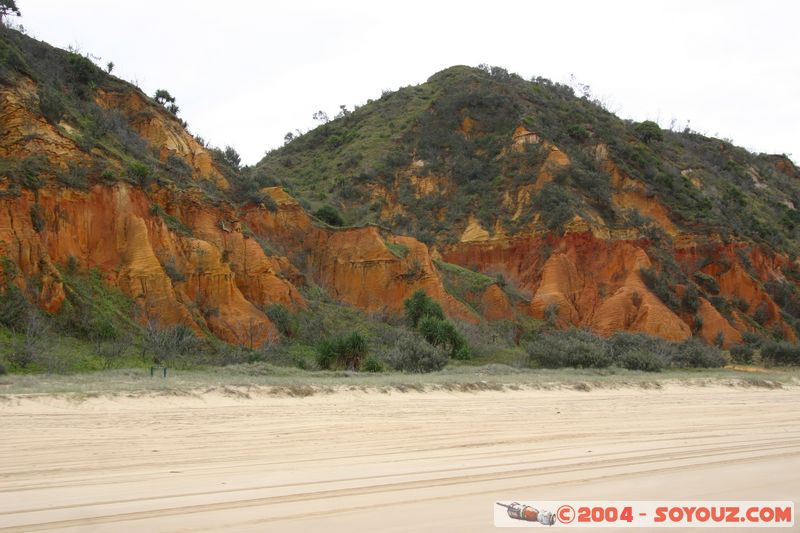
[1,385,798,532]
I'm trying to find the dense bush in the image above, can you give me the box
[633,120,663,143]
[526,329,613,369]
[383,331,448,373]
[361,355,384,372]
[760,341,800,366]
[313,205,344,226]
[639,267,679,309]
[618,349,665,372]
[316,331,368,370]
[56,163,89,189]
[693,272,720,294]
[526,329,725,371]
[266,303,297,338]
[142,322,199,366]
[671,338,726,368]
[38,85,66,124]
[609,331,677,365]
[729,343,754,364]
[418,315,469,359]
[404,289,445,327]
[0,282,30,330]
[29,204,45,232]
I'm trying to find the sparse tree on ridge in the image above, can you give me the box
[312,110,329,124]
[0,0,21,23]
[222,146,241,169]
[154,89,175,106]
[154,89,180,116]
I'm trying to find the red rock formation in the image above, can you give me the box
[243,188,477,323]
[0,184,283,346]
[480,284,514,321]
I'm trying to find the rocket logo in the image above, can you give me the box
[496,502,556,526]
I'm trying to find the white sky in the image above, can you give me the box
[14,0,800,166]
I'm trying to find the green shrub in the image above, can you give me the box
[566,124,589,141]
[760,341,800,366]
[316,340,336,369]
[618,349,664,372]
[729,344,754,364]
[640,267,678,309]
[385,240,409,258]
[262,195,278,212]
[418,315,468,358]
[142,322,199,366]
[0,283,30,330]
[608,331,678,364]
[681,285,699,313]
[56,163,89,189]
[383,331,448,373]
[162,256,185,283]
[316,331,368,370]
[693,272,720,294]
[634,120,663,143]
[128,161,152,187]
[672,338,726,368]
[361,355,383,372]
[266,303,297,338]
[30,204,45,232]
[314,205,344,226]
[38,86,66,124]
[526,329,612,369]
[403,289,445,328]
[14,155,46,191]
[532,183,575,230]
[753,302,769,326]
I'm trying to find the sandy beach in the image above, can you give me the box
[1,385,798,532]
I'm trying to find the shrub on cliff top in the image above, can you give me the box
[313,205,344,226]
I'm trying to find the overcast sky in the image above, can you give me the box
[14,0,800,165]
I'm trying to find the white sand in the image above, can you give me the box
[1,385,798,532]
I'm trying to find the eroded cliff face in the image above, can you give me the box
[0,184,281,344]
[442,230,797,347]
[0,176,489,346]
[2,58,798,348]
[242,188,477,322]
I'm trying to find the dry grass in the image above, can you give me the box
[1,364,798,400]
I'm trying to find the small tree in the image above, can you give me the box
[0,0,21,22]
[106,61,114,73]
[313,205,344,226]
[634,120,663,144]
[154,89,175,106]
[312,110,329,124]
[315,331,368,370]
[403,290,444,328]
[222,146,241,169]
[384,332,448,373]
[154,89,180,115]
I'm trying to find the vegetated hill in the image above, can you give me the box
[0,25,479,371]
[258,64,800,346]
[0,22,799,374]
